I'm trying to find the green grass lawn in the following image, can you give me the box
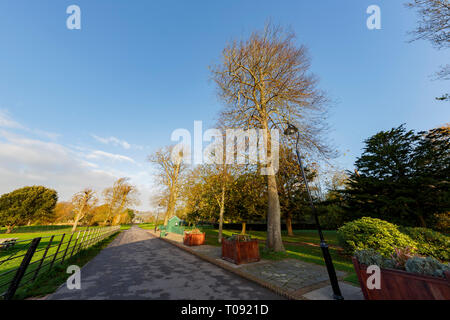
[137,223,155,230]
[13,232,120,299]
[198,228,358,285]
[0,225,121,298]
[0,225,86,236]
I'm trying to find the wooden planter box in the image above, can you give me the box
[183,232,205,246]
[222,238,260,265]
[352,257,450,300]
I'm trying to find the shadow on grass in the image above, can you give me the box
[200,228,358,285]
[12,232,121,300]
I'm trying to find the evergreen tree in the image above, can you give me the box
[341,124,449,228]
[0,186,58,233]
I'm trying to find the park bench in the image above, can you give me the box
[0,238,18,251]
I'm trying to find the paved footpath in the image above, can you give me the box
[48,226,283,300]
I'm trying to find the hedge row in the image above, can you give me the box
[337,217,449,262]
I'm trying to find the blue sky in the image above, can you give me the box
[0,1,448,210]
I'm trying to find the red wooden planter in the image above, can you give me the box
[222,238,260,265]
[183,232,205,246]
[352,257,450,300]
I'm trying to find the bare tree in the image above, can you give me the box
[406,0,450,49]
[71,189,97,232]
[211,23,331,252]
[103,178,139,225]
[406,0,450,99]
[148,146,186,226]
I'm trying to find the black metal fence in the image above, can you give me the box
[0,225,120,300]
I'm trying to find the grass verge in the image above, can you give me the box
[200,228,359,286]
[12,231,121,300]
[137,223,155,230]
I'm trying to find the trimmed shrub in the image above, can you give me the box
[354,249,395,268]
[354,249,450,278]
[405,256,450,278]
[401,227,450,262]
[338,217,416,257]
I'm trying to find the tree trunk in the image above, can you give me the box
[241,222,246,234]
[72,212,82,232]
[266,173,285,251]
[418,214,427,228]
[5,225,14,234]
[286,212,294,236]
[263,123,285,252]
[218,185,225,243]
[164,160,181,226]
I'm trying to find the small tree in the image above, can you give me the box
[149,146,186,226]
[103,178,139,225]
[71,189,97,232]
[277,146,316,236]
[54,202,75,224]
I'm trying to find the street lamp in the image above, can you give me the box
[284,123,344,300]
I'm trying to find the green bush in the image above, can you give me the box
[354,249,395,268]
[337,217,416,257]
[405,256,450,278]
[354,249,450,278]
[401,227,450,262]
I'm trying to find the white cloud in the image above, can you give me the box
[0,113,155,210]
[86,150,136,163]
[0,131,117,202]
[92,135,131,149]
[0,109,59,140]
[0,110,24,129]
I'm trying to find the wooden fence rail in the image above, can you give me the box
[0,225,120,300]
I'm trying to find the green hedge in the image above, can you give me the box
[401,227,450,262]
[337,217,416,257]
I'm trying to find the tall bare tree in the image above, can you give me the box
[407,0,450,49]
[211,24,331,252]
[103,178,139,225]
[71,189,97,232]
[149,146,186,226]
[406,0,450,99]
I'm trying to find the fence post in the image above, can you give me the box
[69,231,81,259]
[61,233,74,264]
[5,237,41,300]
[78,228,88,253]
[50,234,65,270]
[32,235,54,281]
[94,227,102,244]
[88,228,96,247]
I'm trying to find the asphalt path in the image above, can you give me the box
[48,226,283,300]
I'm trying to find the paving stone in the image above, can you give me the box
[302,282,364,300]
[48,227,283,300]
[147,230,361,300]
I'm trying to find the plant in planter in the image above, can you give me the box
[390,246,415,269]
[183,228,205,246]
[222,234,260,265]
[353,249,450,300]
